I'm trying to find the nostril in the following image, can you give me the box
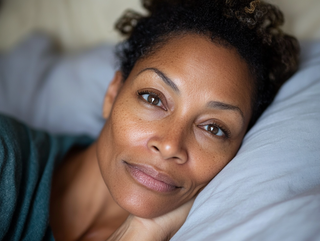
[153,146,159,151]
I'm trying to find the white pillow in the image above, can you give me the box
[172,42,320,240]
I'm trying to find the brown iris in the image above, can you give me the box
[207,124,219,135]
[147,94,160,105]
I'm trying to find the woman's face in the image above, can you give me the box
[97,34,253,218]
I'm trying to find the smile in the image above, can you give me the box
[124,161,180,193]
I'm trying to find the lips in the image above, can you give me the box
[124,161,180,193]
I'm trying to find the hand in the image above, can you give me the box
[107,198,195,241]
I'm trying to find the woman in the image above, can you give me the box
[0,0,299,240]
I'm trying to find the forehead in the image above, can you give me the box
[127,34,253,123]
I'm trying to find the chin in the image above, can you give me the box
[110,185,184,219]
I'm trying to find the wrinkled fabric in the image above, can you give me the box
[0,114,92,241]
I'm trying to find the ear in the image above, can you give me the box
[102,71,123,119]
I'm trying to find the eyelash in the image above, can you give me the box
[137,90,230,139]
[199,122,230,139]
[137,90,167,110]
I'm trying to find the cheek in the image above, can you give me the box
[186,142,237,190]
[110,106,150,150]
[109,95,169,152]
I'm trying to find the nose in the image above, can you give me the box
[147,123,188,164]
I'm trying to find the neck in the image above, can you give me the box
[50,142,129,241]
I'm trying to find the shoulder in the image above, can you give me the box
[0,114,51,166]
[0,114,93,166]
[0,114,29,164]
[0,114,93,240]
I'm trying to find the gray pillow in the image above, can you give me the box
[0,33,115,136]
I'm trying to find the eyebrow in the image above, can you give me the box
[138,68,180,93]
[138,67,244,122]
[207,101,244,122]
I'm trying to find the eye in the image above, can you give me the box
[200,123,228,138]
[142,93,161,106]
[138,90,166,110]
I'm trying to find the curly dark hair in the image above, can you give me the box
[115,0,299,128]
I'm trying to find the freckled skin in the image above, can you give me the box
[96,34,253,218]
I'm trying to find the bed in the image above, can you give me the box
[0,0,319,240]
